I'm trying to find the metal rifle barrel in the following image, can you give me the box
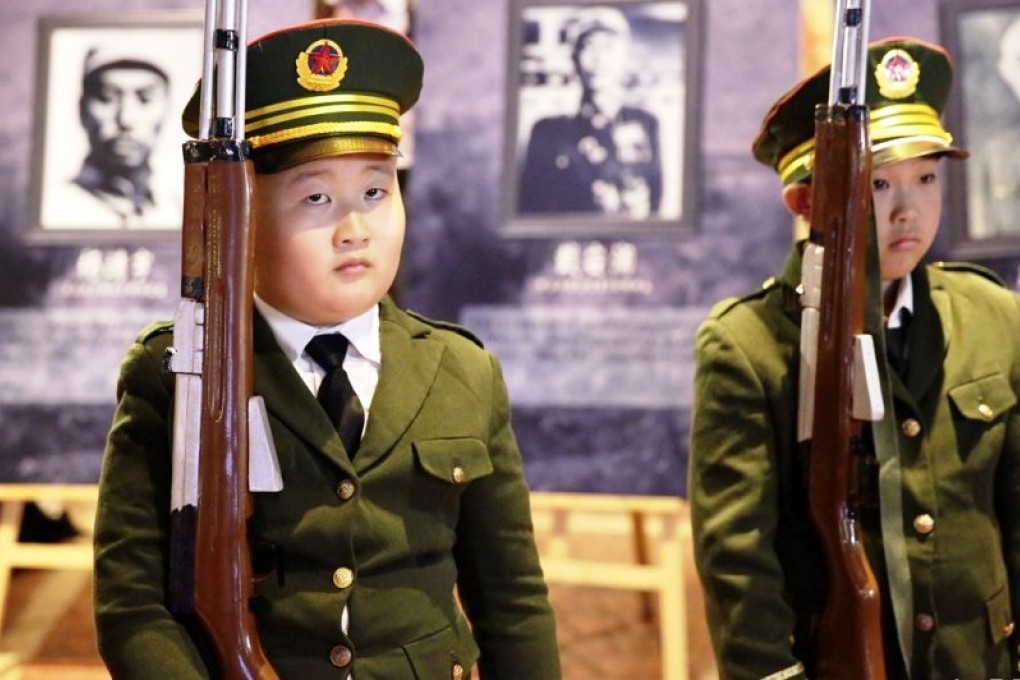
[828,0,871,107]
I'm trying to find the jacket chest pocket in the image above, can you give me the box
[412,438,493,512]
[949,373,1016,422]
[947,373,1017,456]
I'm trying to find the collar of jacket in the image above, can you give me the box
[252,296,446,473]
[778,241,945,398]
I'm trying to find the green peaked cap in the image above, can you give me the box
[752,36,966,185]
[182,18,423,172]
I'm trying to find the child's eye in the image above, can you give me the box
[872,178,889,191]
[365,187,388,201]
[306,193,330,205]
[920,172,938,185]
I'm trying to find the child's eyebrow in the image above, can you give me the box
[283,168,327,185]
[285,160,397,186]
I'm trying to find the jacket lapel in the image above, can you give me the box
[355,300,445,472]
[252,310,351,470]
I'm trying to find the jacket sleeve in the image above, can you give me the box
[688,317,806,680]
[451,353,561,680]
[93,335,212,679]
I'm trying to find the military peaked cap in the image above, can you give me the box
[183,18,423,172]
[752,36,967,185]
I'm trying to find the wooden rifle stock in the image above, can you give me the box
[196,148,275,680]
[167,1,279,676]
[796,3,888,675]
[805,103,886,679]
[171,141,276,680]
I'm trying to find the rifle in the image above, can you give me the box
[796,1,888,677]
[166,1,281,678]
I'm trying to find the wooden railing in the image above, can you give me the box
[529,492,693,680]
[0,487,710,680]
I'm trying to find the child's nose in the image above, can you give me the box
[333,213,370,247]
[891,192,920,223]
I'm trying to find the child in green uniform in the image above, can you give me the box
[690,37,1020,679]
[93,19,561,680]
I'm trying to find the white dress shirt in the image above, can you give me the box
[886,273,915,329]
[254,296,381,436]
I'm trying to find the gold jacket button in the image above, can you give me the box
[901,418,922,438]
[978,403,994,420]
[330,644,353,667]
[332,567,354,589]
[336,479,357,502]
[914,613,935,632]
[452,466,466,483]
[452,662,464,679]
[912,513,935,536]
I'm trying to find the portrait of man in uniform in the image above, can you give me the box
[518,6,662,218]
[503,0,694,237]
[28,14,203,240]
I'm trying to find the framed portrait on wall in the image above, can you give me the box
[25,12,204,244]
[500,0,701,238]
[941,0,1020,258]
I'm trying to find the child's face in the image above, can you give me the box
[254,153,405,325]
[871,156,942,282]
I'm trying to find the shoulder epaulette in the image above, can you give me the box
[137,320,174,344]
[933,261,1006,287]
[405,309,484,347]
[708,276,783,319]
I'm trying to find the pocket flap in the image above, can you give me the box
[948,373,1016,422]
[986,585,1015,644]
[403,623,479,679]
[413,437,493,484]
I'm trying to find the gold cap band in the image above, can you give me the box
[777,103,962,184]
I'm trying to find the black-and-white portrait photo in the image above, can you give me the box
[28,13,203,241]
[942,0,1020,254]
[502,0,698,237]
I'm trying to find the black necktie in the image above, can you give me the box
[885,309,912,380]
[305,334,365,457]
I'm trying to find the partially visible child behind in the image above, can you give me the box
[93,19,561,679]
[689,37,1020,679]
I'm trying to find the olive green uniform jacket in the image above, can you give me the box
[94,297,561,680]
[690,248,1020,680]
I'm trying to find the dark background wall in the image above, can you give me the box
[0,0,1014,496]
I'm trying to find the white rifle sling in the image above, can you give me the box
[170,299,205,510]
[248,396,283,492]
[798,242,825,442]
[852,334,885,422]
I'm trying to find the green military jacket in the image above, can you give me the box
[690,248,1020,680]
[93,297,561,679]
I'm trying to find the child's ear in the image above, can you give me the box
[781,182,812,219]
